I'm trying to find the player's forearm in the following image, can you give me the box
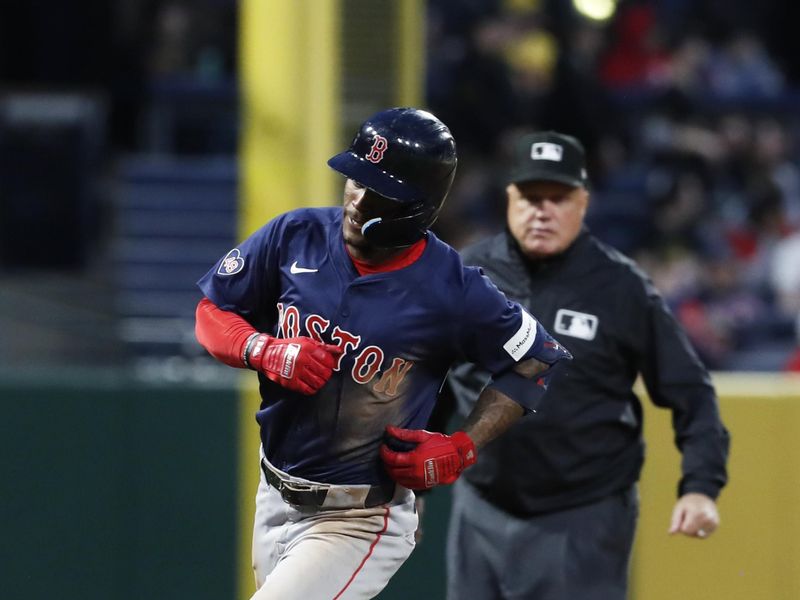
[195,297,257,368]
[461,387,524,449]
[380,372,523,490]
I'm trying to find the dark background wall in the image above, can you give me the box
[1,371,238,600]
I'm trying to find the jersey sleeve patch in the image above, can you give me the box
[217,248,245,276]
[503,309,537,361]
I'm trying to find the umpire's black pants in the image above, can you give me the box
[446,478,638,600]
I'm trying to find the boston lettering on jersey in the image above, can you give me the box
[197,208,571,484]
[277,302,413,396]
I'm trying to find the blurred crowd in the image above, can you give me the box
[0,0,237,153]
[426,0,800,371]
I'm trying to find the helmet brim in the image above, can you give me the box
[328,151,421,203]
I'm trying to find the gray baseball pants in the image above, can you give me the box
[447,478,638,600]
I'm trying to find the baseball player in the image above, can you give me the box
[194,108,572,599]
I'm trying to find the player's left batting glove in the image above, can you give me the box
[380,425,477,490]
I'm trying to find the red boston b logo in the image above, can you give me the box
[366,135,388,163]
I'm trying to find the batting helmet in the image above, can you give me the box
[328,107,457,248]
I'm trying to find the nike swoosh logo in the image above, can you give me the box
[290,261,318,274]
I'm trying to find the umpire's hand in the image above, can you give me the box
[668,493,720,539]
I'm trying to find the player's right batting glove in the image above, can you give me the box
[245,334,342,395]
[380,425,477,489]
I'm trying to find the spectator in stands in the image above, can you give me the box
[707,32,784,98]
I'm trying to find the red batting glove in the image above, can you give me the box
[246,334,342,395]
[380,425,477,489]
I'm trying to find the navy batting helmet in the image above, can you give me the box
[328,107,457,248]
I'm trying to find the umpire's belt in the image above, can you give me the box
[260,457,394,510]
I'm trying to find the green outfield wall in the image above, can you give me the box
[0,370,238,600]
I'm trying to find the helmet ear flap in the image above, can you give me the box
[361,201,437,248]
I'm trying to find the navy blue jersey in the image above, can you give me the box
[198,207,556,486]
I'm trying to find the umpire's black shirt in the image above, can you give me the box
[449,228,730,516]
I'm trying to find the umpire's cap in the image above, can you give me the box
[328,107,457,248]
[509,131,588,188]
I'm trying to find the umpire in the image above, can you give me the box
[445,131,730,600]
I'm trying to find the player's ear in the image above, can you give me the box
[505,183,518,204]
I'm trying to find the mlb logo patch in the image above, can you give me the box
[531,142,563,162]
[554,309,598,341]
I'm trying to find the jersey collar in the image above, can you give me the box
[346,237,428,276]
